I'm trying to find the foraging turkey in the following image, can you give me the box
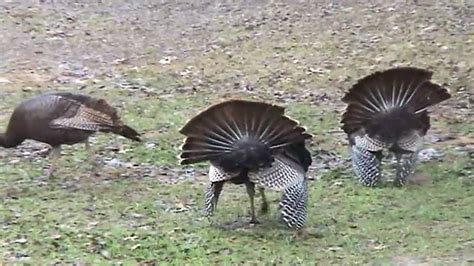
[0,92,141,177]
[179,100,312,229]
[341,67,451,186]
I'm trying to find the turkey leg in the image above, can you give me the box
[47,146,61,178]
[246,182,259,224]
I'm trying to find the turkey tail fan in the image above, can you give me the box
[179,100,312,165]
[341,67,451,135]
[114,125,141,142]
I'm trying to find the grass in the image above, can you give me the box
[1,0,473,264]
[1,90,472,264]
[1,159,472,264]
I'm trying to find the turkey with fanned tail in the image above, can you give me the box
[341,67,451,186]
[179,100,312,229]
[0,92,141,178]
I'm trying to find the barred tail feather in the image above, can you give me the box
[204,181,223,217]
[179,100,312,165]
[341,67,451,135]
[351,145,381,187]
[280,178,308,230]
[395,152,418,186]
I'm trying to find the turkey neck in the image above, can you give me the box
[0,132,23,148]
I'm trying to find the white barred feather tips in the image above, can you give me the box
[248,155,306,190]
[280,178,308,229]
[351,144,381,187]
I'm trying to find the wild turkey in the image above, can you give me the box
[341,67,451,186]
[0,92,141,177]
[179,100,312,229]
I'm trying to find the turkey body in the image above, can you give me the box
[0,92,141,177]
[6,95,91,146]
[179,100,312,230]
[341,67,451,186]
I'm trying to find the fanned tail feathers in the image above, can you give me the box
[179,100,312,166]
[114,125,141,141]
[341,67,451,135]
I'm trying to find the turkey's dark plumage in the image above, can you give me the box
[341,67,451,186]
[179,100,312,229]
[0,92,141,177]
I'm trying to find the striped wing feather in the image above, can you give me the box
[248,154,305,190]
[49,96,115,131]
